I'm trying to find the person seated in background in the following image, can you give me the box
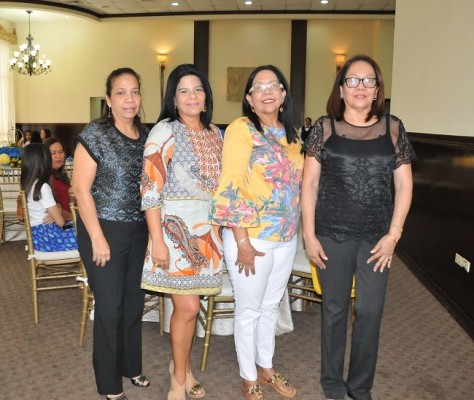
[43,137,73,221]
[17,130,31,147]
[30,131,42,144]
[20,143,77,252]
[40,128,52,142]
[298,116,312,142]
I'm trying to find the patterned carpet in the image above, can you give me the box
[0,240,472,400]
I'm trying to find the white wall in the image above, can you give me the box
[306,19,394,121]
[209,19,291,124]
[11,17,194,124]
[391,0,474,136]
[9,15,394,126]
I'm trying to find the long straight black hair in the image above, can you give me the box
[158,64,214,130]
[20,144,52,201]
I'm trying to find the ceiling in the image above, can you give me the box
[0,0,395,22]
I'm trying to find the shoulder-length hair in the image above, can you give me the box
[20,144,52,201]
[43,137,70,185]
[326,54,385,122]
[99,67,144,128]
[242,65,297,144]
[158,64,213,130]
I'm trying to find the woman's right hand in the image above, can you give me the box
[305,235,328,269]
[235,241,265,277]
[92,236,110,267]
[151,240,170,270]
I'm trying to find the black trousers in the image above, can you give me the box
[77,217,148,395]
[317,236,389,400]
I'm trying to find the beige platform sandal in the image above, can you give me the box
[169,360,206,399]
[168,361,185,400]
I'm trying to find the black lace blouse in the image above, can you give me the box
[77,119,149,223]
[304,115,416,244]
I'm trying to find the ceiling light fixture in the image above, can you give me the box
[321,0,329,4]
[245,1,253,5]
[10,10,52,76]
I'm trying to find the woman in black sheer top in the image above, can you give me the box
[301,55,415,400]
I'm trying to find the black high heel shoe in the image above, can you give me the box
[131,374,150,387]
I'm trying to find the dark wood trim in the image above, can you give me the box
[400,131,474,339]
[409,132,474,150]
[10,2,394,19]
[194,21,210,77]
[290,20,307,128]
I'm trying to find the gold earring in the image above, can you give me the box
[251,106,255,113]
[279,105,284,113]
[374,97,377,101]
[108,107,112,117]
[202,106,207,112]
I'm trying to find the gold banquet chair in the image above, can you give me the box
[288,249,322,310]
[70,203,165,347]
[197,270,235,372]
[19,190,86,324]
[0,166,22,244]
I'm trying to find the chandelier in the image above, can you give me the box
[10,10,52,76]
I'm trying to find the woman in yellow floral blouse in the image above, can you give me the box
[210,65,304,400]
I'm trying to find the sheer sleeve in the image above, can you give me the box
[141,120,174,210]
[389,115,416,169]
[209,118,260,228]
[304,116,325,161]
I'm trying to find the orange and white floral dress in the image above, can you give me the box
[140,119,223,295]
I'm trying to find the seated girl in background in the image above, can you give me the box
[20,144,77,252]
[43,137,73,221]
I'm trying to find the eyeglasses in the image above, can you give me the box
[344,77,378,88]
[248,82,284,94]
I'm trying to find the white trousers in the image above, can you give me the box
[222,229,297,381]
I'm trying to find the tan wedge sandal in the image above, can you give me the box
[168,361,185,400]
[169,359,206,399]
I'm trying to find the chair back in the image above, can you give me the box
[0,167,22,243]
[0,166,21,184]
[19,190,35,257]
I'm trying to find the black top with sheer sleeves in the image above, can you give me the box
[304,114,416,244]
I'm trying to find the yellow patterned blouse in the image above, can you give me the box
[209,117,304,242]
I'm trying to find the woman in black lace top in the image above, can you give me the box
[301,55,415,400]
[73,68,150,400]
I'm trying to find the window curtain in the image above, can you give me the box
[0,39,16,145]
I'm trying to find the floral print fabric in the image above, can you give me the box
[209,117,304,242]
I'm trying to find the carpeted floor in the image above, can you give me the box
[0,240,472,400]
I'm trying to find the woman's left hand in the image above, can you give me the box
[367,235,397,272]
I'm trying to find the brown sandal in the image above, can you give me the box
[257,372,296,398]
[242,384,265,400]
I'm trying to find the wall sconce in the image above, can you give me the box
[335,53,346,73]
[157,53,167,100]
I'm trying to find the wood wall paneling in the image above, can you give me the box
[398,133,474,338]
[290,20,307,128]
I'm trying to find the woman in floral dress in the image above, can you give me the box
[209,65,304,400]
[141,64,223,400]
